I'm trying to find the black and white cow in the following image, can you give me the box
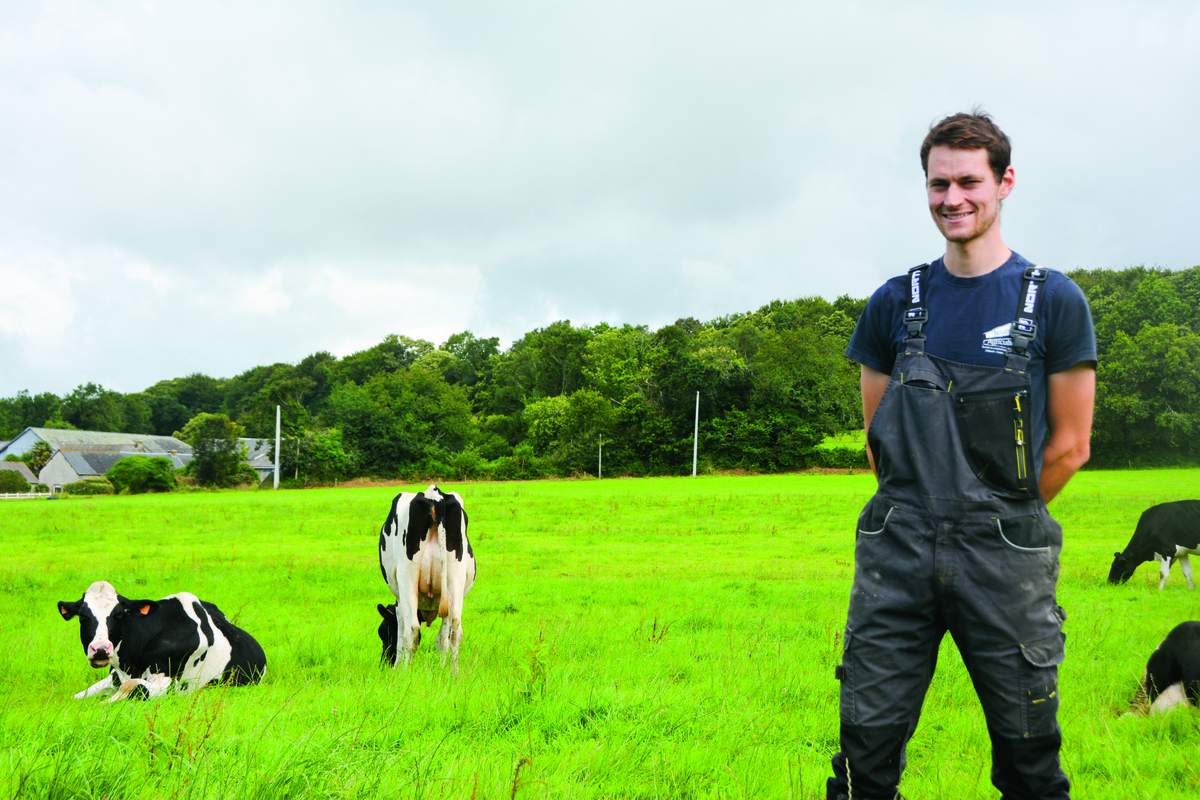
[58,580,267,701]
[377,484,476,672]
[1141,621,1200,715]
[1108,500,1200,590]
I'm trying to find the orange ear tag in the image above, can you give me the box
[139,605,152,616]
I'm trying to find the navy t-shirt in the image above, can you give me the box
[845,251,1097,464]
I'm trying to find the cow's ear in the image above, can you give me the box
[58,600,81,621]
[378,603,395,619]
[122,599,159,617]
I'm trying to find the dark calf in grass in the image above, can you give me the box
[1108,500,1200,590]
[58,580,266,701]
[1141,621,1200,715]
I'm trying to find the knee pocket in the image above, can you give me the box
[1019,630,1066,737]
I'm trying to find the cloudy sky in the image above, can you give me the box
[2,1,1198,398]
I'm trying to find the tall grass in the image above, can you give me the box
[0,471,1197,798]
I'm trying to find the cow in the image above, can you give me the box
[1107,500,1200,590]
[58,580,267,701]
[377,484,476,673]
[1140,621,1200,715]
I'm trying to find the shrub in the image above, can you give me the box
[63,478,115,495]
[0,470,31,493]
[106,456,177,494]
[486,445,557,481]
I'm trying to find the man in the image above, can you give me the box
[826,112,1096,799]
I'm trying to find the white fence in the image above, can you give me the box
[0,492,53,500]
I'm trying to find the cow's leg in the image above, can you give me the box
[107,674,173,702]
[1178,554,1194,589]
[394,591,421,668]
[74,671,119,700]
[1158,555,1173,590]
[447,614,464,675]
[435,615,451,654]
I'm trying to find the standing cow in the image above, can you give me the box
[1108,500,1200,590]
[58,580,267,701]
[377,484,476,672]
[1141,621,1200,715]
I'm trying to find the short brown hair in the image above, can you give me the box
[920,109,1011,183]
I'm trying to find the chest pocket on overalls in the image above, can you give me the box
[954,387,1038,498]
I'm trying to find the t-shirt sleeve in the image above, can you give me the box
[845,282,899,375]
[1043,275,1098,374]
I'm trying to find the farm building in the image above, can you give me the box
[0,427,192,461]
[241,438,277,483]
[38,445,192,493]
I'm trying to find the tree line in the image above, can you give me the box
[2,265,1196,484]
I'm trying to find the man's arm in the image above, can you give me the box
[1039,362,1095,503]
[861,365,891,475]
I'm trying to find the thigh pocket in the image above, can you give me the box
[996,514,1051,552]
[1019,630,1066,737]
[857,499,895,536]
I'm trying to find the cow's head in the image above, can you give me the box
[1108,552,1135,584]
[377,603,399,665]
[58,581,159,668]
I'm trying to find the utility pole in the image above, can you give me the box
[598,434,603,479]
[692,391,699,477]
[274,405,281,490]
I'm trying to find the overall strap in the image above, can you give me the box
[1007,265,1049,370]
[904,264,931,345]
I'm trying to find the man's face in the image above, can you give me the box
[926,146,1014,245]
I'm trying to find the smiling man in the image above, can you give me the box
[826,112,1097,799]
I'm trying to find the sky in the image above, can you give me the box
[2,1,1198,399]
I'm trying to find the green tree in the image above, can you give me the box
[1092,323,1200,466]
[25,441,53,474]
[182,414,246,487]
[60,383,128,431]
[0,470,31,493]
[106,456,177,494]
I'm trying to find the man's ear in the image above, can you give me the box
[999,165,1015,200]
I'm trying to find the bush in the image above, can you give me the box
[106,456,177,494]
[486,445,557,481]
[63,478,115,495]
[811,446,870,470]
[0,470,31,493]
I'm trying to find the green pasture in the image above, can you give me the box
[1,470,1198,799]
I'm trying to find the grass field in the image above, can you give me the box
[1,470,1198,799]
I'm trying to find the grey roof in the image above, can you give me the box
[28,428,192,455]
[63,451,191,478]
[0,462,37,482]
[241,438,274,460]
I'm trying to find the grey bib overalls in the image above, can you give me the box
[828,266,1070,800]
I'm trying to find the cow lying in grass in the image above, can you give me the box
[377,484,476,673]
[1136,621,1200,715]
[1108,500,1200,590]
[58,580,266,701]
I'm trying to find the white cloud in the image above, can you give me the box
[1,1,1198,396]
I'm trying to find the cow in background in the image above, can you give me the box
[1108,500,1200,590]
[58,580,266,701]
[1140,621,1200,715]
[377,484,476,673]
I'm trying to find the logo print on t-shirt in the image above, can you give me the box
[982,323,1012,355]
